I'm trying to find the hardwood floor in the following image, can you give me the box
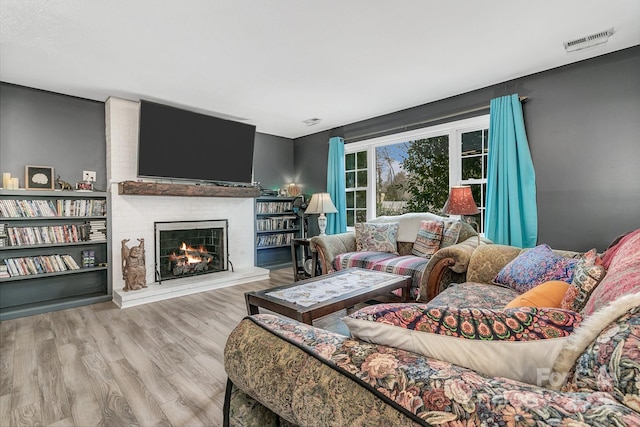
[0,268,300,427]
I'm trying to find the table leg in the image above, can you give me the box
[401,280,411,302]
[245,294,260,316]
[291,242,300,281]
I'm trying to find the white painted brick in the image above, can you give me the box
[106,98,257,294]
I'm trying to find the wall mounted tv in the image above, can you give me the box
[137,100,256,185]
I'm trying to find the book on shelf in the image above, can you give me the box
[1,254,81,277]
[82,250,95,268]
[255,232,296,247]
[256,201,294,214]
[0,198,106,218]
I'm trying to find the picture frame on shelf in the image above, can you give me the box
[76,181,94,191]
[25,165,54,190]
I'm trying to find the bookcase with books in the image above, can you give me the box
[0,189,110,320]
[255,196,301,268]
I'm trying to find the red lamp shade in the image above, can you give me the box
[442,186,479,216]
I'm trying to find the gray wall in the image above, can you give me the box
[252,133,294,192]
[295,46,640,251]
[0,83,107,189]
[0,83,295,195]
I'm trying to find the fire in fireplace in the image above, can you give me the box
[154,220,228,283]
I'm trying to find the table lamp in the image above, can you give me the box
[442,185,481,244]
[305,192,337,236]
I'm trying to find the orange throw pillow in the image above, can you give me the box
[504,280,570,308]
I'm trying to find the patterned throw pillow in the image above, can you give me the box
[354,222,399,254]
[493,244,578,294]
[411,220,444,258]
[582,229,640,316]
[441,220,462,248]
[561,249,607,313]
[343,303,582,385]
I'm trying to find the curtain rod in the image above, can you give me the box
[344,96,528,143]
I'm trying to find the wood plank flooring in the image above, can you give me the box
[0,268,319,427]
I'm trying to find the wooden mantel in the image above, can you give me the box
[118,181,260,198]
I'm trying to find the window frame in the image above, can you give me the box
[344,114,490,229]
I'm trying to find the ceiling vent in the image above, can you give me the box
[564,28,614,52]
[303,118,322,126]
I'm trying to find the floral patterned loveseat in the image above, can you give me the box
[223,230,640,426]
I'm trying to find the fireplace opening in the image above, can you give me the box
[154,220,228,283]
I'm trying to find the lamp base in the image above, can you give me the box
[317,213,327,236]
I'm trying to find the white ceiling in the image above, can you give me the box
[1,1,639,139]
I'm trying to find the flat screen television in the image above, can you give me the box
[137,100,256,185]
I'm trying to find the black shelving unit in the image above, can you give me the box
[0,190,111,320]
[254,196,301,269]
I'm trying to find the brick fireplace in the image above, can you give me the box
[106,97,269,308]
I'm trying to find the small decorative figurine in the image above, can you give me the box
[56,175,74,191]
[121,238,147,291]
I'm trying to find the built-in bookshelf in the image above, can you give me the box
[254,196,301,269]
[0,189,111,320]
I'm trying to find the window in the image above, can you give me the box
[345,151,368,226]
[344,115,489,231]
[459,128,489,233]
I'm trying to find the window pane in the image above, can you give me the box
[347,210,354,227]
[355,210,367,223]
[355,190,366,208]
[346,191,355,208]
[345,171,355,188]
[462,156,482,180]
[470,184,482,206]
[403,136,449,213]
[484,129,489,152]
[356,170,367,187]
[482,153,488,179]
[356,151,367,169]
[462,130,483,155]
[346,153,355,170]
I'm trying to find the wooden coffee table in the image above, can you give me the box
[245,267,412,325]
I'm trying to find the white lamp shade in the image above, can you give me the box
[304,193,338,215]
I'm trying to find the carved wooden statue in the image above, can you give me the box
[121,238,148,291]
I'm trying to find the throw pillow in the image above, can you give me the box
[354,222,399,254]
[411,220,444,258]
[504,280,570,308]
[440,220,463,248]
[582,229,640,316]
[493,244,578,294]
[343,303,582,385]
[561,249,607,313]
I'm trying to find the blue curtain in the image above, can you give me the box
[326,137,347,234]
[485,94,538,248]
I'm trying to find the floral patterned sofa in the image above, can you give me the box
[308,212,489,302]
[223,230,640,426]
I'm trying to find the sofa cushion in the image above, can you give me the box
[370,255,430,300]
[429,282,520,309]
[551,294,640,399]
[493,244,578,294]
[334,251,397,271]
[561,249,607,313]
[368,212,447,242]
[583,229,640,316]
[411,220,443,257]
[354,222,399,254]
[441,219,463,248]
[344,303,582,385]
[505,280,570,308]
[229,314,640,426]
